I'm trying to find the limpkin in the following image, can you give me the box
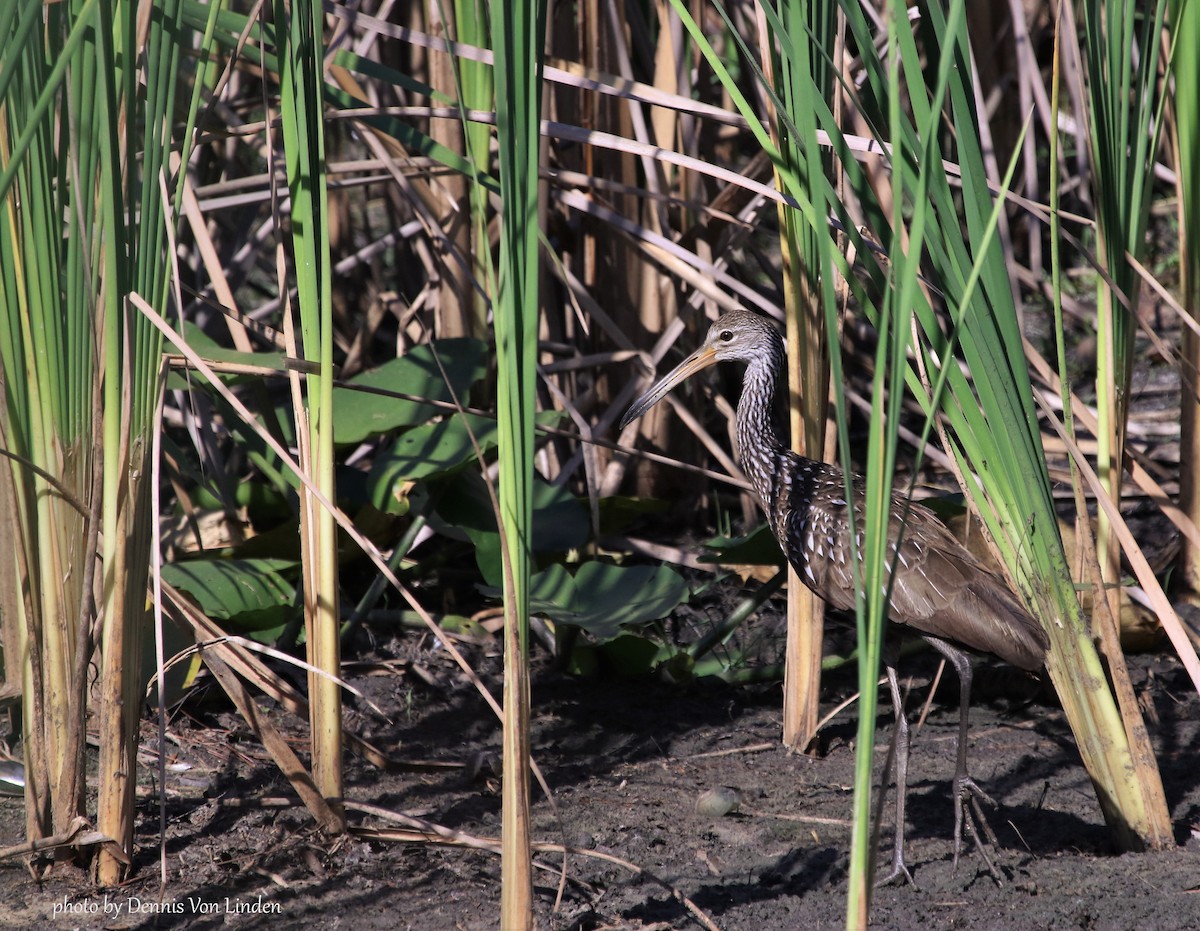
[619,309,1049,884]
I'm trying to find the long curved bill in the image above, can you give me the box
[618,343,718,429]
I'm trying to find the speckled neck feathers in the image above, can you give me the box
[731,324,835,546]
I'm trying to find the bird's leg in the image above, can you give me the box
[875,660,915,888]
[924,636,1003,883]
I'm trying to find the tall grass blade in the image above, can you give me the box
[0,0,210,879]
[274,0,345,828]
[1066,0,1175,849]
[756,0,839,753]
[94,0,189,880]
[1080,0,1170,623]
[492,0,545,923]
[1172,0,1200,596]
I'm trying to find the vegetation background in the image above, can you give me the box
[1,0,1198,927]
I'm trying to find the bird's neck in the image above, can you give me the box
[735,336,791,504]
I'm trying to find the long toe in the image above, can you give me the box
[875,855,916,890]
[953,775,1004,884]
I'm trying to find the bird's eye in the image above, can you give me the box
[719,330,733,342]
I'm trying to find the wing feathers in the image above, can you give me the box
[785,487,1050,671]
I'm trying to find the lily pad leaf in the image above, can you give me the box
[333,339,487,443]
[700,525,785,566]
[162,558,297,641]
[521,563,690,642]
[368,413,498,509]
[433,472,590,585]
[368,410,567,513]
[165,323,290,390]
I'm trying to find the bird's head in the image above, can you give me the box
[700,310,779,364]
[618,310,779,429]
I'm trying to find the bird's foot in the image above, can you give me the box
[874,856,916,890]
[874,825,917,889]
[952,774,1003,885]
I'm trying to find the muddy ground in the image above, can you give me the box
[1,630,1198,931]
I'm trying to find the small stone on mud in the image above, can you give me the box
[696,786,741,817]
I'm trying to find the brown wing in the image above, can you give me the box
[783,479,1048,671]
[880,502,1048,670]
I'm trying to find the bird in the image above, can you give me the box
[619,309,1049,885]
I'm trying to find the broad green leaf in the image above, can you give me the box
[367,410,564,511]
[700,526,786,567]
[434,470,590,585]
[190,478,292,523]
[171,321,289,373]
[598,634,664,678]
[163,558,297,640]
[367,413,498,504]
[332,338,488,443]
[520,563,689,642]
